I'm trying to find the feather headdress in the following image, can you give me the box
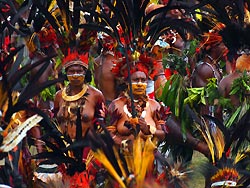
[187,106,250,187]
[0,0,64,157]
[79,0,200,55]
[111,53,161,80]
[190,0,250,60]
[26,0,98,59]
[62,51,89,69]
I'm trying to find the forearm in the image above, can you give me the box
[154,129,165,142]
[29,127,44,153]
[117,124,132,136]
[164,115,210,157]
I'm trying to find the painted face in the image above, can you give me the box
[130,71,147,95]
[151,45,163,60]
[66,65,86,85]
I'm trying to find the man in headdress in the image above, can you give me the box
[219,53,250,108]
[191,24,228,119]
[94,32,120,106]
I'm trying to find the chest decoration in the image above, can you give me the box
[123,96,149,119]
[60,85,90,125]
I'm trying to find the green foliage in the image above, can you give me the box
[160,74,191,135]
[222,72,250,127]
[184,87,206,107]
[162,39,199,77]
[184,78,220,107]
[230,71,250,103]
[162,53,189,76]
[186,39,199,56]
[15,0,24,5]
[40,85,56,101]
[205,78,219,104]
[217,97,233,110]
[161,74,184,117]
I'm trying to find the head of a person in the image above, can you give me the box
[198,23,228,61]
[235,53,250,72]
[112,54,157,96]
[97,32,117,52]
[63,52,89,86]
[210,167,239,188]
[130,70,148,96]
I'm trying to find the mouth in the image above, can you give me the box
[135,89,144,92]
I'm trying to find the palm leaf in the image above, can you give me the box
[0,114,43,152]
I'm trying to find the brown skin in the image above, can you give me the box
[54,64,105,139]
[151,45,167,99]
[164,115,210,158]
[191,43,227,117]
[30,52,55,117]
[191,43,227,88]
[108,71,166,148]
[94,52,118,103]
[218,71,241,107]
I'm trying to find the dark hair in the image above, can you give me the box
[33,13,46,32]
[85,69,92,83]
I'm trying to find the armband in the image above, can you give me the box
[149,125,157,135]
[121,139,128,150]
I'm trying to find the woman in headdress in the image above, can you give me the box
[108,54,166,148]
[52,51,105,187]
[54,51,105,140]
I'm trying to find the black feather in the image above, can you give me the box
[73,107,83,161]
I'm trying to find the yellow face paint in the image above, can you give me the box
[67,74,85,85]
[131,82,147,95]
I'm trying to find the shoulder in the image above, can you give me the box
[55,90,62,99]
[196,62,212,71]
[88,85,103,95]
[54,90,63,107]
[88,85,105,99]
[148,98,161,110]
[108,97,126,112]
[195,61,215,77]
[94,55,101,63]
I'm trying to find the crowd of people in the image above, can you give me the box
[0,0,250,188]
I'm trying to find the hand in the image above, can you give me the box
[125,117,139,130]
[99,102,107,118]
[138,118,150,135]
[156,120,165,126]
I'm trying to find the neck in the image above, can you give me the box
[206,55,215,64]
[102,50,114,56]
[69,84,86,94]
[133,94,146,100]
